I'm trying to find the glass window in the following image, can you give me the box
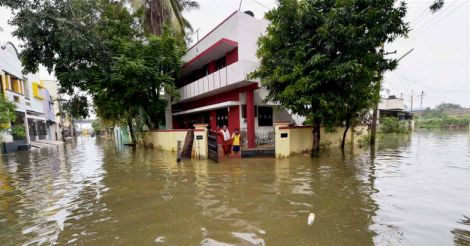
[258,106,273,126]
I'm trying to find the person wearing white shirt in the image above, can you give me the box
[219,125,232,155]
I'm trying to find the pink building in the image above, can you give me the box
[169,11,299,149]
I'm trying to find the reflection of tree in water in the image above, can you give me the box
[376,133,412,150]
[302,149,379,245]
[62,139,204,245]
[368,145,405,244]
[452,215,470,246]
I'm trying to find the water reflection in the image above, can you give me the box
[0,130,469,245]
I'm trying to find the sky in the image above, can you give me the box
[1,0,469,109]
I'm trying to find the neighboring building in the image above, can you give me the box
[378,95,413,121]
[42,79,68,141]
[0,42,60,153]
[75,119,94,136]
[1,42,30,152]
[170,11,299,148]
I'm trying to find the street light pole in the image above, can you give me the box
[370,48,414,145]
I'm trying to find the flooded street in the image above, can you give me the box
[1,130,469,245]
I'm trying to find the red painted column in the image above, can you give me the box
[209,110,217,130]
[246,89,256,148]
[228,106,240,134]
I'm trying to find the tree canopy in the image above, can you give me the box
[251,0,408,155]
[0,94,16,131]
[128,0,199,42]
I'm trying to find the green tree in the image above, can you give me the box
[251,0,408,156]
[435,103,462,110]
[93,31,181,143]
[1,0,182,145]
[0,94,16,138]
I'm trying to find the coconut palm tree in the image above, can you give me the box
[129,0,199,40]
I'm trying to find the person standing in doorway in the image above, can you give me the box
[219,125,231,155]
[231,128,241,157]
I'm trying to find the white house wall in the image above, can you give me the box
[183,12,239,62]
[236,12,269,63]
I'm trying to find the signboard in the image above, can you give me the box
[196,135,203,140]
[281,133,288,138]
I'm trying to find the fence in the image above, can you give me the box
[240,126,275,149]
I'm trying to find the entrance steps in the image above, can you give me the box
[30,140,64,148]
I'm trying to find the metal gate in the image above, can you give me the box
[207,130,219,163]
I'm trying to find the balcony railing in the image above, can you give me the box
[175,60,258,103]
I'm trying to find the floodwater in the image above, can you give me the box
[0,130,469,245]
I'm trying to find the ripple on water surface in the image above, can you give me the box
[0,131,469,245]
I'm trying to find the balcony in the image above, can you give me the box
[5,90,26,112]
[175,60,258,103]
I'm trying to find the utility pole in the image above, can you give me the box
[410,90,414,113]
[419,90,425,118]
[370,47,414,145]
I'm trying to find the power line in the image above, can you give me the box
[412,0,460,33]
[390,72,470,93]
[409,6,431,27]
[411,0,468,41]
[394,0,464,45]
[251,0,271,10]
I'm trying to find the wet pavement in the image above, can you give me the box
[0,130,469,245]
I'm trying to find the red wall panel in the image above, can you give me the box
[228,106,240,134]
[226,48,238,66]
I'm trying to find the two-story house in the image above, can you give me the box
[169,11,297,148]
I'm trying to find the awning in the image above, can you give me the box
[180,38,238,76]
[26,114,46,121]
[173,101,239,116]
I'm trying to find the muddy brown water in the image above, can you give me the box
[0,130,469,245]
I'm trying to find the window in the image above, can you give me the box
[216,108,228,128]
[241,105,257,118]
[258,106,273,126]
[216,56,226,70]
[32,82,45,100]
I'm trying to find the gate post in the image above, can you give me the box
[194,124,208,159]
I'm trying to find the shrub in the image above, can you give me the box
[357,134,371,148]
[11,125,26,139]
[380,117,408,133]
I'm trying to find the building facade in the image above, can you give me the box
[0,42,60,153]
[169,11,299,148]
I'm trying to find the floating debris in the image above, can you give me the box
[258,229,266,235]
[232,232,265,246]
[154,236,166,243]
[307,213,315,225]
[160,191,173,201]
[201,227,208,238]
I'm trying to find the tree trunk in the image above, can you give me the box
[127,115,137,145]
[70,119,74,137]
[341,119,351,149]
[149,0,165,35]
[311,117,321,157]
[370,105,378,145]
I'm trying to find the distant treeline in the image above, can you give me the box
[416,103,470,129]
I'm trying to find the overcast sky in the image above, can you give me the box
[1,0,469,109]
